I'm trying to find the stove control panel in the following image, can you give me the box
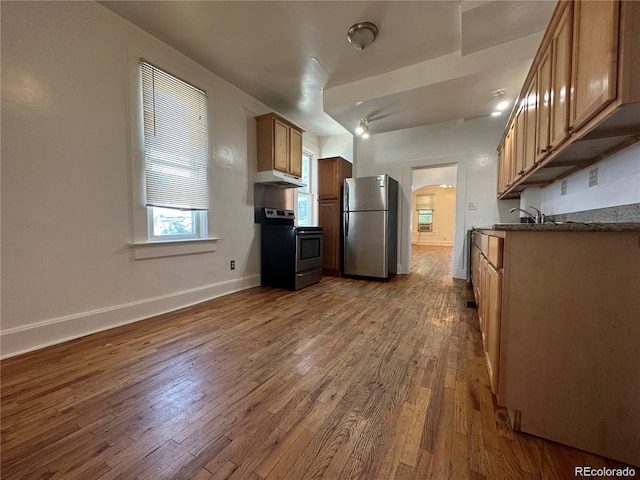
[263,208,295,220]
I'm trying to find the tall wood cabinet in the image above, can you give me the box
[256,112,304,177]
[317,157,352,276]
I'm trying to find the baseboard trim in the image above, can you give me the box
[411,241,454,247]
[0,274,261,359]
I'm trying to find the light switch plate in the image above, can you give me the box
[561,180,567,196]
[589,168,598,187]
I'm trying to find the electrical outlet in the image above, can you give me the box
[561,180,567,196]
[467,201,477,211]
[230,260,235,270]
[589,167,598,187]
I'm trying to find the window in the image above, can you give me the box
[141,61,208,241]
[416,194,434,232]
[417,209,433,232]
[297,152,313,226]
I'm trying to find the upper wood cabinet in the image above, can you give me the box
[318,156,352,200]
[289,128,303,177]
[497,0,640,199]
[549,3,573,151]
[535,47,553,163]
[523,78,538,174]
[570,0,619,131]
[256,112,304,178]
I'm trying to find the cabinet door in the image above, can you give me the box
[318,158,339,199]
[550,2,573,150]
[570,0,619,131]
[479,256,488,338]
[486,263,502,395]
[536,48,552,163]
[318,199,340,275]
[289,128,303,177]
[524,78,538,173]
[514,104,526,179]
[273,119,289,172]
[497,144,506,195]
[504,123,515,190]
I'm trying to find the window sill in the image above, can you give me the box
[130,237,220,260]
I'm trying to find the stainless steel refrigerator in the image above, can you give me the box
[343,175,399,279]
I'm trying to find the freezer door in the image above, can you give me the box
[344,175,389,212]
[343,210,388,278]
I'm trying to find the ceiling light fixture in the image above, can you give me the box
[496,100,510,111]
[490,89,508,117]
[347,22,378,50]
[491,88,507,99]
[356,118,370,139]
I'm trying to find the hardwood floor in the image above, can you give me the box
[1,246,630,479]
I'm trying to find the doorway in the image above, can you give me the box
[408,164,458,272]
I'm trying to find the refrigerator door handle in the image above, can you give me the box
[344,180,350,211]
[344,211,349,237]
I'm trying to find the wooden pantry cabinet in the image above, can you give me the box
[471,227,640,466]
[256,112,304,178]
[497,0,640,199]
[317,156,352,276]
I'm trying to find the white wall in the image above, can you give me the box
[355,116,520,279]
[535,142,640,215]
[319,134,354,163]
[0,2,275,357]
[413,165,457,190]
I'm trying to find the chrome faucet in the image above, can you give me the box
[528,206,547,223]
[510,206,546,223]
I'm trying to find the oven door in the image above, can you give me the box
[295,229,323,273]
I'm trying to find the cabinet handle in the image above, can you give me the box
[540,148,548,153]
[565,126,574,133]
[518,170,525,175]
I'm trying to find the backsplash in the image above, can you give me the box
[549,203,640,223]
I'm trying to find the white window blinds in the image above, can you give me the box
[141,61,208,211]
[416,194,434,210]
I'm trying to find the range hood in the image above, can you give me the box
[255,170,305,188]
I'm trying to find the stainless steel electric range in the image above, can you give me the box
[260,208,323,290]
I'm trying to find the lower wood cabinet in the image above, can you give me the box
[318,199,340,276]
[472,228,640,466]
[471,235,502,395]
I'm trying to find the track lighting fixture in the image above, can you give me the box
[356,118,370,139]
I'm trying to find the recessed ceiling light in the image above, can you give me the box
[491,111,502,117]
[496,100,510,111]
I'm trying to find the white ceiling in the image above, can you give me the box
[101,0,556,137]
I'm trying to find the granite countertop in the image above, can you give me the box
[474,222,640,232]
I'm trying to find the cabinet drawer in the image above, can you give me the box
[488,236,504,269]
[480,233,489,257]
